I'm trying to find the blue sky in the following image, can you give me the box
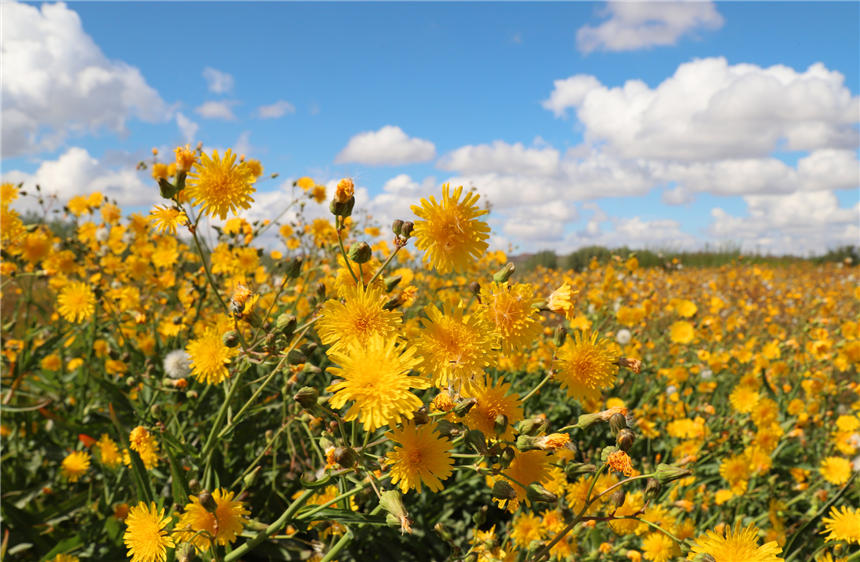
[2,1,858,254]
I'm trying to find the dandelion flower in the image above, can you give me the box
[669,320,694,344]
[641,531,679,562]
[61,451,90,482]
[129,426,160,470]
[607,450,635,477]
[416,302,494,393]
[327,336,428,432]
[555,331,620,403]
[463,377,524,441]
[185,149,255,219]
[316,284,401,353]
[481,282,543,353]
[510,512,543,547]
[729,385,761,414]
[186,330,239,385]
[820,456,852,485]
[148,206,187,235]
[689,522,783,562]
[386,422,454,493]
[97,433,122,468]
[547,282,578,318]
[175,489,250,551]
[411,184,490,274]
[821,505,860,545]
[163,349,191,379]
[1,182,18,205]
[499,450,553,510]
[57,281,95,323]
[123,502,175,562]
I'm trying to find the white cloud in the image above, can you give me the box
[202,67,234,94]
[234,131,252,156]
[577,1,724,54]
[176,112,198,144]
[2,146,157,210]
[335,126,436,166]
[438,141,559,176]
[195,100,238,121]
[256,100,295,119]
[543,58,860,161]
[661,186,694,205]
[1,1,169,157]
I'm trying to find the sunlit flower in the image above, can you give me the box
[97,434,122,468]
[61,451,90,482]
[186,329,239,385]
[463,377,524,441]
[186,149,256,219]
[641,531,679,562]
[821,505,860,544]
[386,422,454,493]
[820,456,852,485]
[556,330,620,403]
[57,281,96,323]
[689,522,783,562]
[175,489,249,551]
[316,284,401,353]
[129,426,159,470]
[481,282,543,353]
[123,502,175,562]
[148,205,187,235]
[669,320,695,344]
[411,184,490,274]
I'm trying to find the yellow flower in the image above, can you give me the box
[641,531,679,562]
[555,330,620,403]
[820,456,852,485]
[186,149,256,219]
[97,433,122,468]
[326,336,428,432]
[335,177,355,203]
[669,320,694,344]
[510,512,543,547]
[1,182,18,205]
[123,502,175,562]
[821,505,860,545]
[690,522,783,562]
[186,330,239,385]
[386,422,454,493]
[316,284,401,353]
[547,282,578,318]
[296,176,315,190]
[148,205,187,235]
[416,302,494,393]
[481,282,543,353]
[311,184,326,203]
[607,450,635,476]
[57,281,96,323]
[463,377,524,441]
[174,145,197,172]
[151,163,170,180]
[129,426,160,470]
[49,555,79,562]
[61,451,90,482]
[729,385,761,414]
[175,489,250,551]
[411,184,490,274]
[498,450,553,510]
[67,195,90,216]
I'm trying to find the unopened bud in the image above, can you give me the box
[493,262,515,283]
[382,293,405,311]
[287,349,307,364]
[293,387,319,409]
[412,407,429,425]
[564,463,597,478]
[616,428,636,451]
[516,434,539,452]
[243,466,261,488]
[284,256,303,279]
[435,419,460,438]
[348,242,372,264]
[553,326,567,347]
[610,488,626,508]
[392,220,404,236]
[499,446,516,468]
[526,483,557,504]
[654,463,693,485]
[493,414,508,436]
[399,221,414,238]
[491,480,517,501]
[465,429,488,455]
[645,477,662,500]
[609,413,627,435]
[384,275,402,292]
[197,490,217,513]
[453,397,477,417]
[188,479,200,493]
[329,197,355,218]
[472,505,487,527]
[380,490,412,534]
[275,314,297,337]
[333,446,357,468]
[222,331,240,348]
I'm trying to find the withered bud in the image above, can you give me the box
[286,349,307,365]
[293,387,319,409]
[617,357,642,374]
[616,428,636,452]
[468,281,481,297]
[188,479,200,493]
[197,490,217,513]
[333,446,357,468]
[275,313,297,337]
[380,490,412,535]
[222,331,240,348]
[382,293,405,311]
[610,488,626,509]
[492,262,516,283]
[392,219,404,236]
[399,221,414,238]
[412,407,430,425]
[526,483,557,504]
[491,480,517,501]
[348,241,372,264]
[609,413,628,435]
[499,446,516,467]
[453,397,477,417]
[435,419,460,438]
[284,256,303,279]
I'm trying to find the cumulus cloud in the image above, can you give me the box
[195,100,238,121]
[438,141,560,176]
[202,67,234,94]
[256,100,295,119]
[176,112,198,144]
[577,1,724,54]
[335,126,436,166]
[2,147,157,210]
[1,1,170,157]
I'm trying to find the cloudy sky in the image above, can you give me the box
[2,1,858,255]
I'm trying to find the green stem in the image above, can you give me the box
[520,369,555,402]
[223,489,316,561]
[320,527,353,562]
[296,481,370,521]
[336,218,358,284]
[366,245,403,287]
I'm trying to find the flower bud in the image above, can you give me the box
[412,407,430,425]
[348,242,372,264]
[392,219,404,236]
[499,446,516,468]
[601,446,619,464]
[564,463,597,478]
[610,488,626,509]
[384,275,402,292]
[380,490,412,534]
[472,505,487,527]
[197,490,218,513]
[284,256,303,279]
[553,326,567,347]
[469,281,481,297]
[516,417,540,436]
[644,477,662,500]
[493,414,508,436]
[616,428,636,452]
[465,429,488,455]
[654,463,693,485]
[453,397,477,417]
[435,419,460,438]
[222,331,240,348]
[287,349,307,365]
[293,387,319,409]
[609,413,628,435]
[333,446,357,468]
[574,412,602,430]
[516,434,540,452]
[492,262,516,283]
[491,480,517,501]
[275,313,297,337]
[399,221,414,239]
[243,466,261,489]
[526,483,558,504]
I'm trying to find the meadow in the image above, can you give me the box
[0,146,858,562]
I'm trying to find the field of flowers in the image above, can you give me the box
[1,145,858,562]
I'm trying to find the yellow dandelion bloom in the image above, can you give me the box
[416,302,494,393]
[669,320,695,344]
[820,456,852,486]
[175,489,250,551]
[148,205,187,235]
[1,204,25,244]
[729,385,761,414]
[123,502,175,562]
[821,505,860,545]
[411,183,490,274]
[1,182,18,205]
[316,284,401,353]
[481,282,543,353]
[326,336,428,432]
[296,176,315,190]
[499,449,553,510]
[547,282,578,318]
[690,522,783,562]
[185,149,256,219]
[386,422,454,493]
[463,377,524,441]
[641,531,679,562]
[129,426,160,470]
[555,330,620,403]
[510,512,543,547]
[61,450,90,482]
[97,433,122,468]
[186,330,239,385]
[57,281,96,323]
[311,184,326,203]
